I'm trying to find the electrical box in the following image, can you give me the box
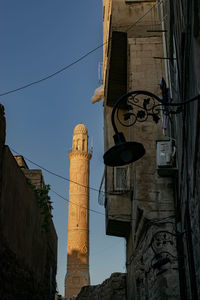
[156,140,172,167]
[156,140,177,176]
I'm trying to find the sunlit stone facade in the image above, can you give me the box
[65,123,92,299]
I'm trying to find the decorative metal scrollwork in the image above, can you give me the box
[116,91,182,128]
[149,230,179,276]
[150,230,177,254]
[111,78,199,133]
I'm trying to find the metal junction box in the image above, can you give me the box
[156,140,177,176]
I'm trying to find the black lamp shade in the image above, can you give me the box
[103,133,145,166]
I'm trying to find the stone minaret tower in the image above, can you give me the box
[65,123,92,299]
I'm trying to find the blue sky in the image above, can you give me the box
[0,0,125,296]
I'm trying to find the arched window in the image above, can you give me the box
[78,139,81,150]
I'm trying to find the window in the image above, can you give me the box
[114,166,130,191]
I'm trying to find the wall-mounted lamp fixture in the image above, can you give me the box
[103,131,145,166]
[103,78,200,166]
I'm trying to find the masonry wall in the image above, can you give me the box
[126,35,180,300]
[0,105,57,300]
[103,1,180,300]
[165,1,200,299]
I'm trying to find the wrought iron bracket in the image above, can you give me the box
[111,78,200,134]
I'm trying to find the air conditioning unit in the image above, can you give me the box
[156,140,177,176]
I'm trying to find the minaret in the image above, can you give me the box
[65,123,92,299]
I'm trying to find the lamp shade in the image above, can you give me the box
[103,132,145,166]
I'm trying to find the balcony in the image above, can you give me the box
[106,192,131,238]
[104,166,132,238]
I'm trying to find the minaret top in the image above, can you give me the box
[73,123,88,135]
[70,123,91,158]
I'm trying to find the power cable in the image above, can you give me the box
[0,43,106,97]
[0,3,157,97]
[11,149,176,218]
[51,187,175,221]
[51,189,105,216]
[11,147,102,193]
[126,2,157,32]
[11,148,177,205]
[11,147,105,215]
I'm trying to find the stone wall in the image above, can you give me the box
[147,1,200,299]
[166,1,200,299]
[0,105,57,300]
[103,1,180,299]
[125,35,180,300]
[75,273,126,300]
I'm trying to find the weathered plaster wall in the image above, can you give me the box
[0,105,57,300]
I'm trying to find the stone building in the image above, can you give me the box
[65,123,92,299]
[159,1,200,299]
[0,104,57,300]
[101,1,181,299]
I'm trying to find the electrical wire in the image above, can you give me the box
[126,2,157,32]
[51,188,175,221]
[51,189,105,216]
[10,148,179,214]
[11,147,105,215]
[11,149,177,219]
[0,43,106,97]
[11,147,102,193]
[10,148,157,199]
[0,3,157,97]
[11,147,106,215]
